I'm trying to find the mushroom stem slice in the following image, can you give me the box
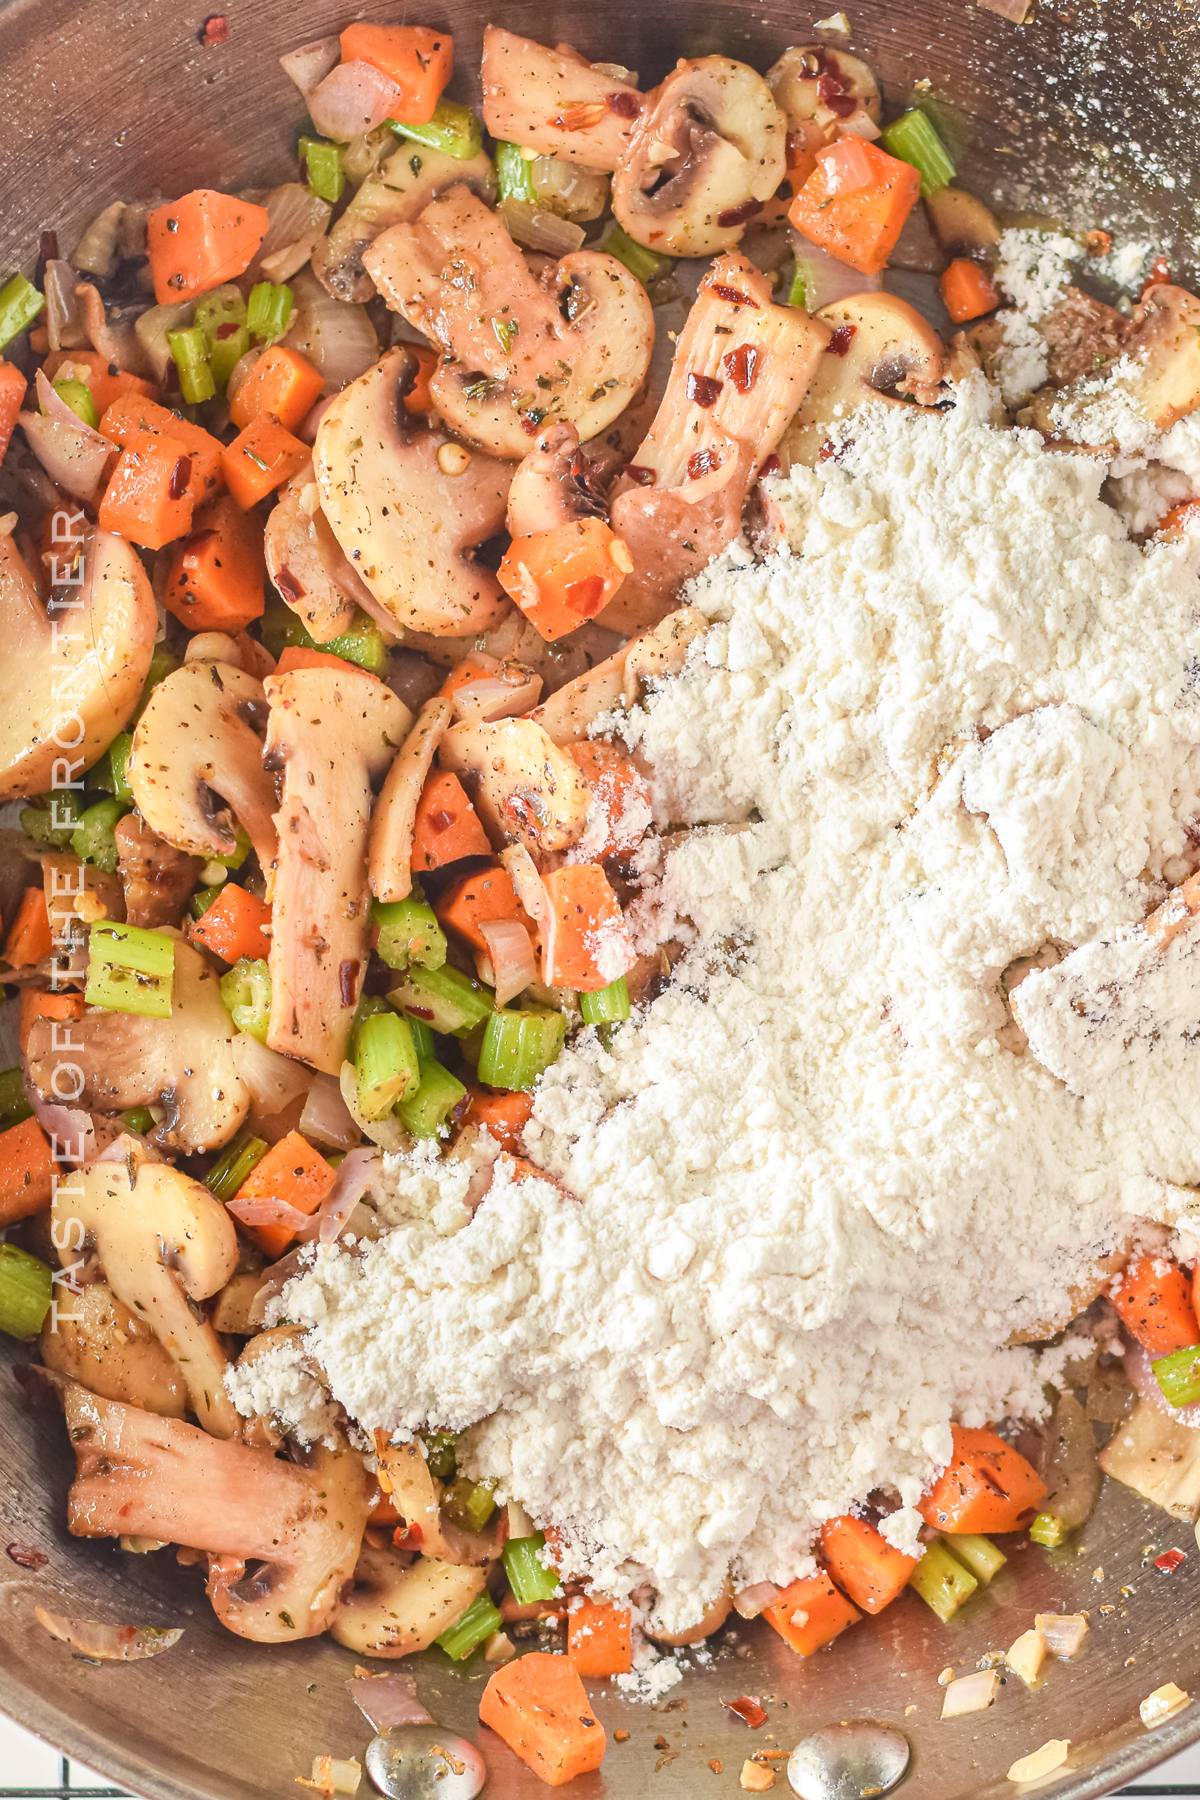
[265,663,410,1073]
[531,605,710,745]
[368,696,452,904]
[766,44,882,132]
[481,27,643,172]
[40,1280,189,1419]
[265,469,373,645]
[439,717,591,856]
[331,1546,486,1656]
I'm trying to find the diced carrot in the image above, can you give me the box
[788,140,921,276]
[542,863,629,992]
[1158,500,1200,540]
[41,349,156,415]
[435,866,537,955]
[410,770,492,872]
[100,394,225,504]
[97,429,195,550]
[566,1599,633,1677]
[0,360,28,464]
[339,23,453,126]
[228,346,325,434]
[19,989,84,1055]
[3,888,52,969]
[463,1089,534,1153]
[917,1426,1047,1534]
[162,493,267,633]
[763,1572,861,1657]
[190,886,272,964]
[404,344,439,414]
[222,415,309,509]
[0,1117,56,1227]
[1110,1256,1200,1358]
[146,189,271,305]
[479,1651,606,1788]
[939,257,1000,324]
[819,1515,918,1615]
[439,655,499,699]
[565,742,650,861]
[229,1129,337,1258]
[273,647,358,675]
[498,517,630,642]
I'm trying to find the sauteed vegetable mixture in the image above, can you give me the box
[2,16,1200,1787]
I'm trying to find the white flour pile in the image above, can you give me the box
[235,377,1200,1630]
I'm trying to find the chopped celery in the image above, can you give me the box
[579,976,630,1026]
[389,964,493,1035]
[597,220,673,287]
[210,320,250,390]
[373,893,447,973]
[264,596,390,675]
[1152,1343,1200,1410]
[207,824,252,872]
[194,284,247,347]
[20,794,83,848]
[396,1058,467,1139]
[52,377,99,429]
[85,921,175,1018]
[0,1067,33,1131]
[206,1128,269,1203]
[495,141,536,204]
[120,1107,157,1136]
[949,1533,1006,1584]
[0,273,44,352]
[69,796,127,874]
[220,956,272,1042]
[191,884,224,920]
[436,1592,503,1662]
[167,325,217,405]
[0,1243,53,1341]
[442,1475,496,1534]
[1029,1512,1066,1548]
[391,99,484,161]
[502,1531,561,1605]
[787,267,809,310]
[408,1017,435,1063]
[477,1009,566,1091]
[423,1431,458,1480]
[908,1538,978,1622]
[136,643,180,720]
[247,280,294,343]
[299,135,345,203]
[106,732,135,804]
[355,1010,421,1119]
[879,108,955,197]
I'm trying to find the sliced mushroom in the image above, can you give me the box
[531,605,710,743]
[60,1382,371,1643]
[602,255,831,633]
[265,466,377,644]
[27,934,249,1152]
[648,1578,733,1646]
[612,58,787,258]
[362,186,654,458]
[0,525,156,800]
[40,1281,188,1419]
[314,347,513,635]
[481,27,643,171]
[1030,282,1200,446]
[444,656,543,728]
[128,660,278,872]
[439,718,591,856]
[368,695,452,904]
[52,1145,240,1436]
[506,421,610,536]
[331,1545,486,1656]
[779,291,947,469]
[924,185,1000,259]
[766,44,881,136]
[113,815,202,930]
[265,663,410,1073]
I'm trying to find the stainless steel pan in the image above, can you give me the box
[2,0,1199,1792]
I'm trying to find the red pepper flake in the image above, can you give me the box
[825,323,857,357]
[394,1519,424,1547]
[169,455,192,500]
[723,344,760,393]
[1156,1548,1187,1573]
[723,1695,768,1728]
[758,453,782,478]
[1143,255,1171,292]
[818,439,839,461]
[686,371,724,408]
[554,101,608,132]
[817,70,856,117]
[687,448,722,481]
[1084,229,1113,257]
[520,414,543,436]
[716,199,764,229]
[709,283,759,309]
[200,13,229,45]
[273,561,303,603]
[564,574,606,616]
[429,809,456,834]
[7,1544,48,1571]
[607,91,641,119]
[626,464,656,487]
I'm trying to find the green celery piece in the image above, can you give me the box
[389,964,493,1035]
[1029,1512,1066,1548]
[355,1010,421,1119]
[193,284,247,347]
[950,1533,1006,1584]
[206,1129,269,1203]
[191,884,224,920]
[20,794,83,848]
[0,273,45,352]
[442,1475,497,1534]
[135,644,180,720]
[220,956,272,1042]
[436,1592,503,1661]
[120,1107,157,1136]
[0,1067,33,1131]
[85,921,175,1019]
[207,824,252,872]
[908,1538,978,1622]
[299,135,346,202]
[395,1058,467,1139]
[107,732,135,804]
[408,1017,435,1062]
[247,280,294,343]
[326,610,390,675]
[597,220,673,287]
[879,107,955,197]
[495,141,537,204]
[0,1243,53,1341]
[787,267,809,310]
[210,321,250,390]
[1152,1343,1200,1410]
[477,1009,566,1091]
[579,976,630,1026]
[52,377,99,429]
[502,1531,561,1605]
[391,100,484,161]
[167,326,217,405]
[373,894,447,973]
[69,797,127,874]
[423,1431,458,1481]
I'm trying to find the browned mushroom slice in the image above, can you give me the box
[923,185,1000,260]
[1037,286,1126,388]
[265,466,377,645]
[1030,282,1200,447]
[368,695,452,904]
[531,606,710,744]
[481,26,643,171]
[314,348,513,636]
[265,663,410,1074]
[612,57,787,259]
[439,718,591,856]
[362,186,654,458]
[60,1381,371,1644]
[40,1282,188,1420]
[332,1545,486,1656]
[506,421,611,536]
[113,815,202,929]
[600,255,830,634]
[779,291,947,469]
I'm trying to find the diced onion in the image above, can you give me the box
[248,184,332,284]
[790,231,881,311]
[299,1071,360,1150]
[1007,1741,1069,1784]
[530,157,610,223]
[733,1582,780,1619]
[499,199,586,257]
[279,34,341,100]
[283,269,379,394]
[298,1755,362,1797]
[1141,1682,1190,1727]
[135,301,195,383]
[941,1669,999,1719]
[44,260,85,352]
[816,137,874,197]
[230,1031,312,1112]
[304,1144,381,1245]
[227,1196,313,1232]
[1034,1611,1088,1658]
[338,1059,409,1151]
[1004,1628,1046,1688]
[480,918,538,1006]
[24,1079,95,1161]
[500,844,556,984]
[347,1668,434,1732]
[72,202,126,278]
[35,1607,182,1661]
[19,372,115,503]
[308,60,402,142]
[977,0,1031,19]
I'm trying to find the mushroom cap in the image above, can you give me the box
[363,186,654,458]
[332,1546,486,1656]
[265,471,374,645]
[481,26,643,172]
[40,1280,188,1419]
[612,57,787,258]
[506,421,611,536]
[0,525,157,800]
[129,659,278,870]
[368,694,452,904]
[766,44,881,129]
[439,717,592,856]
[314,347,513,636]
